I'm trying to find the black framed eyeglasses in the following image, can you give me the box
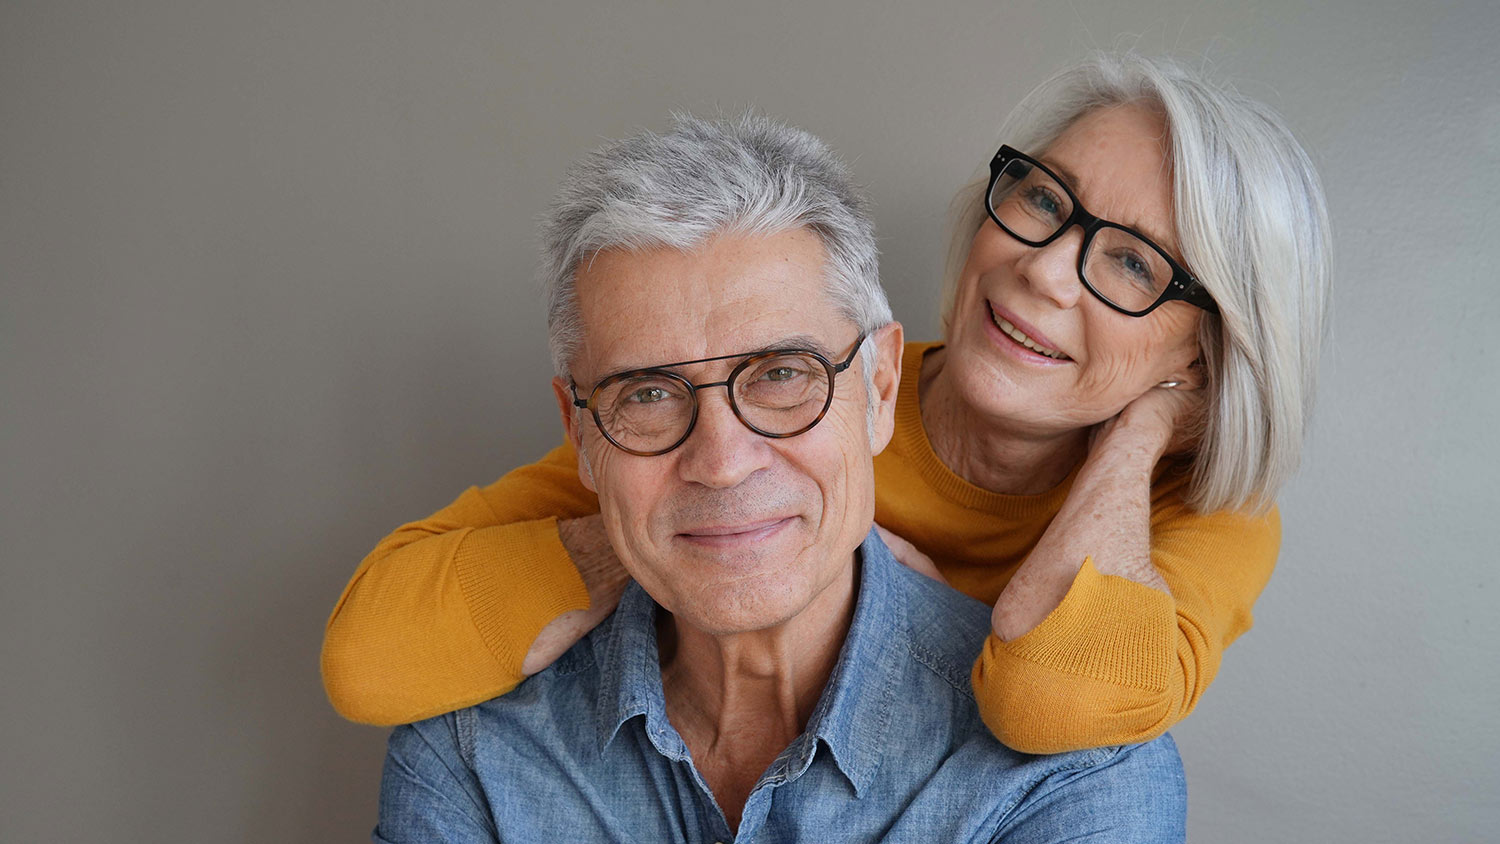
[985,145,1217,317]
[570,333,868,456]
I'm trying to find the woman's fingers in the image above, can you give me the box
[1132,381,1208,456]
[1092,374,1209,461]
[876,524,949,585]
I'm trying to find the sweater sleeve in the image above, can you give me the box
[970,498,1280,753]
[321,442,600,726]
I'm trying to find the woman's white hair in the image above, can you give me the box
[541,112,890,382]
[939,53,1332,513]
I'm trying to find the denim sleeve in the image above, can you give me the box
[374,716,498,844]
[994,734,1188,844]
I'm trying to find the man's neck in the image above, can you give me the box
[658,556,858,831]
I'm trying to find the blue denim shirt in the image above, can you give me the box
[376,529,1186,843]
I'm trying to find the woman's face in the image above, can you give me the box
[944,103,1203,438]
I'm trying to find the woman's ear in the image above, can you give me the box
[1154,318,1206,389]
[1157,358,1207,391]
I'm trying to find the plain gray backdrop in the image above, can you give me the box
[3,1,1497,841]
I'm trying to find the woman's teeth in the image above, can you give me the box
[993,314,1068,360]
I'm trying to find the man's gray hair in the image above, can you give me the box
[940,53,1332,514]
[542,113,891,379]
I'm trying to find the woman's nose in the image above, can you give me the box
[1016,225,1086,309]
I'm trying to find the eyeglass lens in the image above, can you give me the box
[988,158,1177,314]
[593,352,833,454]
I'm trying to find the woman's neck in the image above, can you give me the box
[917,346,1089,495]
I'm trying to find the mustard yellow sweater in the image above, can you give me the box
[322,342,1278,752]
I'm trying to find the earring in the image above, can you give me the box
[1158,380,1182,389]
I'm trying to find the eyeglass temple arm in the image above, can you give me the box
[569,383,591,409]
[1179,280,1219,313]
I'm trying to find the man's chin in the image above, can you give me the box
[668,588,809,637]
[661,551,854,638]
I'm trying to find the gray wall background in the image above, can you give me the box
[3,1,1496,841]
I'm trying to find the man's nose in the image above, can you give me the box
[675,388,772,489]
[1016,226,1086,309]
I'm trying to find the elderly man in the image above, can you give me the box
[374,115,1185,843]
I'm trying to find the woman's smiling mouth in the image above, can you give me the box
[988,303,1072,361]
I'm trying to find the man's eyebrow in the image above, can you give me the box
[601,334,833,377]
[751,334,832,357]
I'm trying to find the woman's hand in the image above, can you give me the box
[992,381,1188,641]
[876,524,949,586]
[522,514,630,676]
[1092,370,1208,462]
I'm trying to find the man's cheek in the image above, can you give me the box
[594,488,636,564]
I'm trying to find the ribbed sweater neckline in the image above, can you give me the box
[891,341,1080,521]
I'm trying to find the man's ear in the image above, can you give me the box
[552,377,597,492]
[867,321,904,455]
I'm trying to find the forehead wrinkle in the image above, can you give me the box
[1042,107,1183,259]
[573,229,844,381]
[583,290,827,377]
[1041,151,1180,254]
[604,297,840,376]
[595,332,834,380]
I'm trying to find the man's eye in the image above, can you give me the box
[628,387,670,404]
[761,366,803,382]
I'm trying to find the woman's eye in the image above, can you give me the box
[1110,249,1157,288]
[1023,187,1064,218]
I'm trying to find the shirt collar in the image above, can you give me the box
[799,528,907,796]
[591,581,687,760]
[590,528,909,795]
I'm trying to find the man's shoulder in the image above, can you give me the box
[900,566,993,694]
[863,532,992,694]
[437,631,604,749]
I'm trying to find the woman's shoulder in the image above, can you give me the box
[1149,459,1280,533]
[1147,459,1281,572]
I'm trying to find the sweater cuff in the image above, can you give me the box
[990,557,1176,691]
[452,518,592,678]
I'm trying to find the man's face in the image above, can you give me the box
[553,229,901,636]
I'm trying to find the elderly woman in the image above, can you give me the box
[322,53,1330,753]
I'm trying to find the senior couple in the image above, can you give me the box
[329,53,1331,842]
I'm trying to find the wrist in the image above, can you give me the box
[1092,423,1169,468]
[557,515,629,607]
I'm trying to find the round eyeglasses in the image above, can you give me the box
[986,145,1217,317]
[570,333,867,456]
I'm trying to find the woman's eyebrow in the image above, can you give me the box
[1039,156,1082,189]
